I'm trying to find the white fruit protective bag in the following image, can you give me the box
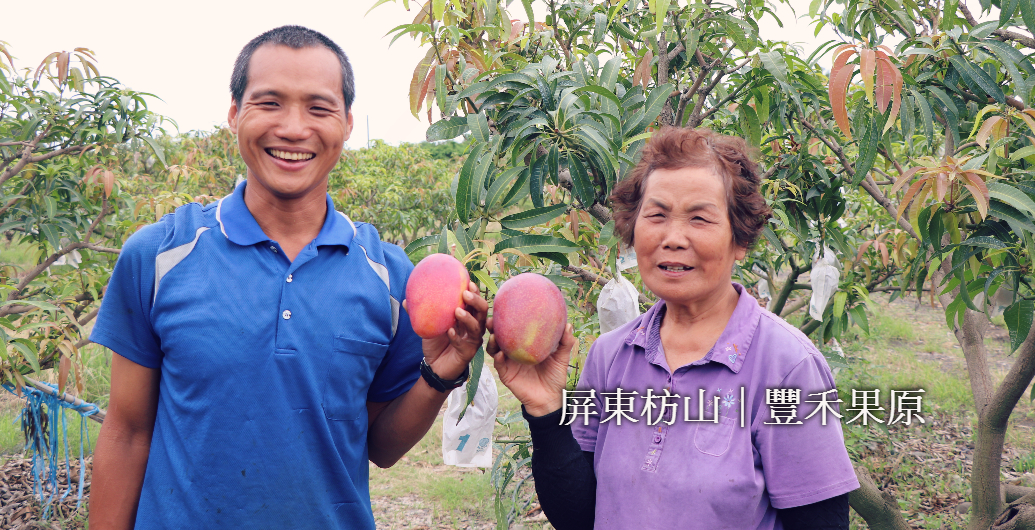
[442,367,498,467]
[809,245,841,322]
[597,273,641,334]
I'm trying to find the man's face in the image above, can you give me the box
[228,44,353,202]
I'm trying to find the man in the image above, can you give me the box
[88,26,487,529]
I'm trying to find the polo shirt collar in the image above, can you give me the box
[629,282,762,374]
[216,181,357,248]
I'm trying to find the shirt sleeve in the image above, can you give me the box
[753,352,860,509]
[365,242,423,403]
[88,222,170,369]
[570,338,607,453]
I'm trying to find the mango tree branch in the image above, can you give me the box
[959,1,1035,49]
[849,465,911,530]
[8,205,111,302]
[800,120,919,239]
[561,265,654,306]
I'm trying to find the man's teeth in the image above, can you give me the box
[269,149,314,161]
[661,265,691,271]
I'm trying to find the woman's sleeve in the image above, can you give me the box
[754,351,860,509]
[777,492,849,530]
[524,407,596,530]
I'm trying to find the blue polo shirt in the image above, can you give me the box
[90,181,423,529]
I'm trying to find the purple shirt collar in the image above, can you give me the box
[626,282,762,374]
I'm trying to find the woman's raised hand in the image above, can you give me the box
[487,319,576,417]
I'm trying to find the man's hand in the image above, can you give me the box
[407,281,488,380]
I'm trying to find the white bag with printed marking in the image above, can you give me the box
[442,367,497,467]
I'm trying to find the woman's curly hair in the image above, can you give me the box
[610,127,772,249]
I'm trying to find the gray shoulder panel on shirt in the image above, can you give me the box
[153,226,210,303]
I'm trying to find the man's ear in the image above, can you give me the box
[228,96,239,133]
[342,110,354,142]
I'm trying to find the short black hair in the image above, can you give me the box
[230,25,355,109]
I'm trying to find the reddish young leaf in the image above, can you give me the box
[855,240,874,264]
[897,179,927,221]
[934,171,948,202]
[829,64,856,138]
[56,51,70,86]
[861,49,876,104]
[510,20,525,43]
[633,49,654,90]
[875,58,893,113]
[884,58,904,133]
[878,241,889,266]
[103,170,115,199]
[976,115,1003,148]
[409,47,436,117]
[962,171,991,218]
[58,353,70,393]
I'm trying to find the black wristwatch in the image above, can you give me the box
[419,358,470,393]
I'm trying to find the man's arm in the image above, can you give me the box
[88,352,160,530]
[367,283,488,468]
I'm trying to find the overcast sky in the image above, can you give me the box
[1,0,836,147]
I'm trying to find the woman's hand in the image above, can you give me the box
[488,319,576,417]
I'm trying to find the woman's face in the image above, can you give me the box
[633,166,747,309]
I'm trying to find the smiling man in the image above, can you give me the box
[87,26,487,529]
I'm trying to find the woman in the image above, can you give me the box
[488,127,859,530]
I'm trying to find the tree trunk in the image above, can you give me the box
[848,465,911,530]
[991,490,1035,530]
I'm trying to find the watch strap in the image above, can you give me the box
[419,358,470,393]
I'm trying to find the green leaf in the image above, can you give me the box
[625,83,674,137]
[493,235,580,254]
[989,182,1035,218]
[520,0,534,28]
[500,204,568,229]
[989,200,1035,234]
[470,270,498,295]
[455,145,485,223]
[1004,300,1034,353]
[141,136,168,167]
[452,224,474,254]
[435,64,447,113]
[12,340,39,373]
[833,291,848,319]
[962,236,1009,249]
[486,166,525,210]
[529,154,547,208]
[405,235,440,256]
[567,155,595,206]
[759,50,790,85]
[432,0,446,20]
[573,85,622,107]
[593,12,607,43]
[457,346,485,424]
[1020,0,1035,39]
[853,111,884,186]
[948,56,1006,105]
[849,305,870,335]
[427,116,470,141]
[438,224,449,255]
[738,105,761,147]
[598,57,621,91]
[468,112,490,143]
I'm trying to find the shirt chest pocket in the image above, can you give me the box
[694,415,737,457]
[323,336,389,421]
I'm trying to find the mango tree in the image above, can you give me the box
[378,0,1035,528]
[0,44,165,397]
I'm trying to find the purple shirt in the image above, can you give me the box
[571,284,859,530]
